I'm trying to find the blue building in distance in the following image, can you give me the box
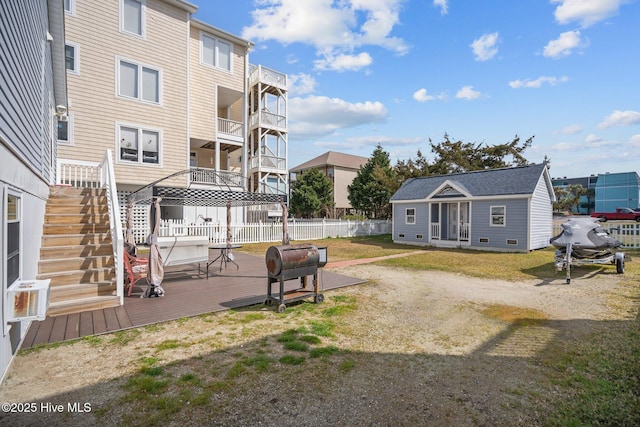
[552,171,640,214]
[594,172,640,212]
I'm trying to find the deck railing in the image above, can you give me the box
[58,155,124,301]
[249,154,286,170]
[99,151,124,303]
[218,117,243,138]
[189,168,245,188]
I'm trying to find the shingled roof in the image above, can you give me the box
[290,151,368,172]
[390,163,549,201]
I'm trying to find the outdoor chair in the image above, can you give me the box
[123,249,149,297]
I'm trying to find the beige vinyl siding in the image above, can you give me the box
[334,167,357,210]
[59,0,190,187]
[189,25,247,141]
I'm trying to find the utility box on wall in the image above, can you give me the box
[6,279,51,322]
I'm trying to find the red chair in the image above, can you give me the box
[123,250,149,297]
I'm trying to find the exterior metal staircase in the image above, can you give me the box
[37,186,120,316]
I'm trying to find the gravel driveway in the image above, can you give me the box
[0,263,635,426]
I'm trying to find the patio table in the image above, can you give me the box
[207,244,242,277]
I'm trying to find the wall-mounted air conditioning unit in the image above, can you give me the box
[6,279,51,322]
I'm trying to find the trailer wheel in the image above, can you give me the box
[263,298,272,306]
[277,304,287,313]
[616,258,625,274]
[314,294,324,304]
[566,278,570,284]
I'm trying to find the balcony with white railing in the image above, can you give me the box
[249,154,286,171]
[250,109,286,132]
[217,117,243,143]
[249,64,287,91]
[189,167,245,189]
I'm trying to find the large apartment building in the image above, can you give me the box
[59,0,288,223]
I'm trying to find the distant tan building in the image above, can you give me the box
[290,151,368,218]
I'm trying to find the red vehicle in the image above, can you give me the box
[590,207,640,222]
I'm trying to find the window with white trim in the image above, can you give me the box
[65,43,79,75]
[201,33,232,71]
[121,0,145,37]
[405,208,416,224]
[118,125,160,165]
[57,114,73,145]
[117,58,160,104]
[6,192,21,287]
[64,0,76,15]
[490,205,506,226]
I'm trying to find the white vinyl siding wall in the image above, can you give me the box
[529,174,554,250]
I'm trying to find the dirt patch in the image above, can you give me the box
[0,265,636,426]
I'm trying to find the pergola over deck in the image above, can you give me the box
[126,169,290,243]
[127,168,287,208]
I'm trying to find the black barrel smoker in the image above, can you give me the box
[265,244,327,312]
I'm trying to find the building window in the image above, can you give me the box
[64,0,76,15]
[201,33,232,71]
[6,192,21,287]
[405,208,416,224]
[490,206,506,226]
[118,125,160,165]
[65,43,79,74]
[121,0,145,37]
[57,115,73,145]
[117,58,160,104]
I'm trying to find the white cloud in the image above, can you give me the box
[242,0,408,72]
[433,0,449,15]
[412,88,446,102]
[288,73,317,96]
[629,134,640,147]
[456,86,482,100]
[509,76,569,88]
[585,133,602,144]
[598,110,640,128]
[470,32,499,61]
[316,135,424,150]
[543,30,586,58]
[556,124,583,135]
[314,52,373,72]
[551,0,624,28]
[289,95,388,138]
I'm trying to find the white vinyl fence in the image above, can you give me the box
[129,218,392,245]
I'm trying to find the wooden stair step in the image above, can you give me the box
[39,256,114,273]
[44,213,110,224]
[43,224,111,234]
[47,296,121,317]
[49,186,105,197]
[40,244,113,258]
[42,233,112,246]
[49,282,117,302]
[46,204,109,214]
[38,267,115,285]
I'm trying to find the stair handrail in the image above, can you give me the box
[100,150,124,304]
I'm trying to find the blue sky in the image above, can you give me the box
[194,0,640,178]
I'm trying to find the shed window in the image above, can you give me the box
[405,208,415,225]
[490,206,505,226]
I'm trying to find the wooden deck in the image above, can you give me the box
[22,251,366,349]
